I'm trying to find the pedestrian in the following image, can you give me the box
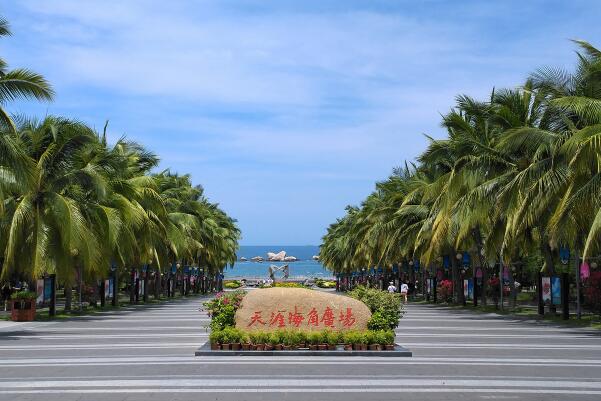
[1,282,11,312]
[400,281,409,303]
[387,281,397,293]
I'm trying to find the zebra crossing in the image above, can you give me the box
[1,296,600,400]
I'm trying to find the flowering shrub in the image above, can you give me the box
[437,280,453,303]
[486,277,510,298]
[584,271,601,315]
[203,290,246,330]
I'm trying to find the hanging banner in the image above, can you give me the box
[36,279,44,304]
[581,262,590,280]
[109,278,114,298]
[551,276,561,305]
[44,278,53,301]
[542,276,551,304]
[104,280,110,299]
[463,279,469,299]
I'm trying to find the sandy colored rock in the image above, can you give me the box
[235,287,371,332]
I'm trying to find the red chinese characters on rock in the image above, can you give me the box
[247,306,356,329]
[248,311,266,327]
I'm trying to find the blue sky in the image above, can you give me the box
[2,1,601,245]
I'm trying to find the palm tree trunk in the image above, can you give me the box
[64,282,72,312]
[472,228,488,306]
[541,241,557,314]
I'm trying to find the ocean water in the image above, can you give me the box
[223,245,333,279]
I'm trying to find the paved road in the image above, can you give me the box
[1,296,601,400]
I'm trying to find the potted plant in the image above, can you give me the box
[268,332,280,350]
[241,332,251,351]
[382,331,395,351]
[230,328,242,351]
[325,330,338,350]
[343,331,356,351]
[308,331,320,350]
[220,328,231,350]
[209,330,222,350]
[249,332,259,350]
[367,331,381,351]
[297,331,307,349]
[10,291,37,322]
[318,330,328,351]
[254,332,267,351]
[358,332,369,351]
[282,331,293,350]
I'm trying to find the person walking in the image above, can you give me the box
[387,281,397,293]
[2,282,12,311]
[400,281,409,303]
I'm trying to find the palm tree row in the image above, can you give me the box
[0,17,240,308]
[321,40,601,304]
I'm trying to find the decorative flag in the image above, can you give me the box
[581,262,590,280]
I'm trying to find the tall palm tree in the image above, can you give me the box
[0,17,54,132]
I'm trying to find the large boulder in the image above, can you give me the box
[267,251,286,261]
[235,287,371,332]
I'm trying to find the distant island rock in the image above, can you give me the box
[250,256,264,262]
[283,256,298,262]
[267,251,286,261]
[239,257,248,261]
[312,255,320,260]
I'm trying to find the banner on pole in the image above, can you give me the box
[104,280,110,299]
[463,279,469,299]
[36,279,44,305]
[43,278,53,301]
[542,276,551,304]
[551,276,561,305]
[468,279,474,300]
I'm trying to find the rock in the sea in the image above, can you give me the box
[312,255,320,260]
[240,257,248,261]
[283,256,298,262]
[235,287,371,332]
[250,256,263,262]
[267,251,286,261]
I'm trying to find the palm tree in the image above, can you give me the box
[0,17,54,132]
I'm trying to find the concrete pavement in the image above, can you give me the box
[1,296,600,400]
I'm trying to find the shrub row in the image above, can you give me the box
[209,328,396,351]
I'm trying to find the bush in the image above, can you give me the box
[437,279,453,303]
[224,280,241,289]
[348,286,403,328]
[315,279,336,288]
[308,331,321,345]
[209,329,224,345]
[10,290,36,300]
[268,332,282,346]
[367,311,392,331]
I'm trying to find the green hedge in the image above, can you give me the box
[348,286,404,329]
[209,328,395,346]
